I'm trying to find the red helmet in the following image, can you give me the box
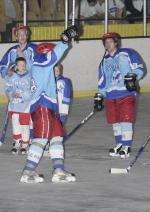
[102,32,120,45]
[36,43,55,54]
[15,24,29,36]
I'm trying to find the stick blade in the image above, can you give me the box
[109,168,129,174]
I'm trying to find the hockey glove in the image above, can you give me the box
[94,93,104,111]
[124,73,137,92]
[61,25,79,44]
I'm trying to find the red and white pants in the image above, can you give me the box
[31,105,64,140]
[9,112,30,146]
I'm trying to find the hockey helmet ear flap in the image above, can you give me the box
[36,43,55,54]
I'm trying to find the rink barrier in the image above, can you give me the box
[12,23,150,41]
[73,87,150,97]
[0,87,150,103]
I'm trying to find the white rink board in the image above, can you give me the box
[0,38,149,96]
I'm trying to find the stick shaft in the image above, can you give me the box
[65,110,95,141]
[128,135,150,169]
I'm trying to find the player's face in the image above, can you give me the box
[54,67,61,78]
[16,61,26,73]
[104,38,117,52]
[16,29,27,45]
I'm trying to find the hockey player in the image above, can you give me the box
[94,32,144,159]
[0,24,36,78]
[43,63,71,156]
[54,63,71,125]
[5,57,31,154]
[20,26,78,183]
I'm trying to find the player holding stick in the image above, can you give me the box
[94,32,144,159]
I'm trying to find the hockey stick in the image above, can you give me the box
[43,109,96,157]
[109,134,150,174]
[0,103,9,146]
[64,50,106,141]
[65,109,96,141]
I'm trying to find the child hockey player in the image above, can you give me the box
[5,57,31,154]
[54,63,71,125]
[94,32,144,159]
[20,26,78,183]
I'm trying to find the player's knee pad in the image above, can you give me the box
[120,122,133,141]
[28,138,48,163]
[112,123,121,136]
[49,136,64,160]
[112,123,122,144]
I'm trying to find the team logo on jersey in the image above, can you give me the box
[12,97,23,104]
[57,81,65,94]
[106,59,122,85]
[112,69,122,85]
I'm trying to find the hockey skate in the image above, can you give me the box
[20,173,44,183]
[109,144,122,157]
[11,141,21,155]
[52,169,76,183]
[20,148,27,155]
[20,143,28,155]
[119,146,131,159]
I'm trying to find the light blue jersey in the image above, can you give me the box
[0,43,36,78]
[5,71,31,113]
[98,48,144,99]
[56,75,71,123]
[30,42,68,113]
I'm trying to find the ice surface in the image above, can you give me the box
[0,94,150,212]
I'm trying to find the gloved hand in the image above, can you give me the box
[61,25,79,44]
[94,93,104,111]
[124,73,137,92]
